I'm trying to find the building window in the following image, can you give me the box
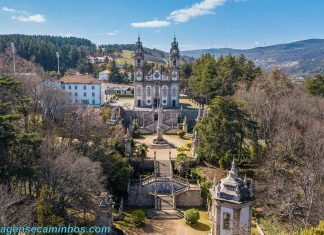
[68,85,71,90]
[137,87,141,96]
[61,85,65,90]
[75,100,78,103]
[163,87,167,97]
[84,92,87,97]
[92,85,95,90]
[173,59,176,67]
[81,100,89,105]
[137,59,140,66]
[223,213,231,230]
[163,100,167,104]
[83,85,86,90]
[172,86,177,97]
[92,92,95,97]
[147,86,151,96]
[75,85,77,90]
[69,92,72,96]
[75,92,78,96]
[92,100,95,105]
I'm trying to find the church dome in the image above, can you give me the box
[211,159,254,203]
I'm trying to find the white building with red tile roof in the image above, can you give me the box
[60,75,104,107]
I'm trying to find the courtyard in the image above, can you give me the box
[114,207,212,235]
[135,134,192,160]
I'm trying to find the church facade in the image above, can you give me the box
[134,37,180,108]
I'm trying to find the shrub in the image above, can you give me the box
[132,209,145,227]
[178,130,185,139]
[184,208,200,224]
[132,130,141,138]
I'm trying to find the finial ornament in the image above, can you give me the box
[231,158,236,172]
[235,184,240,193]
[126,127,131,138]
[228,158,238,179]
[249,179,254,197]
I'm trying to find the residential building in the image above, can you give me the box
[87,56,113,64]
[102,83,134,96]
[99,70,111,80]
[60,75,103,107]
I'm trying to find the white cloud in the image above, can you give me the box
[106,30,119,36]
[12,14,46,23]
[2,6,15,12]
[167,0,226,23]
[131,20,171,28]
[2,6,46,23]
[130,0,228,28]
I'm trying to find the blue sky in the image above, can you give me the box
[0,0,324,51]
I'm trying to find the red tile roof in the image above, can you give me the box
[60,75,102,84]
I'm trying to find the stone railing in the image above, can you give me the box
[173,175,188,186]
[141,176,156,186]
[174,186,189,196]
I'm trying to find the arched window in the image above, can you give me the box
[172,86,177,97]
[147,86,151,96]
[137,86,141,96]
[173,59,176,67]
[223,213,231,230]
[137,59,141,66]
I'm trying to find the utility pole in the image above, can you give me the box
[56,51,60,74]
[11,42,16,75]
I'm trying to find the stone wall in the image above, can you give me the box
[130,158,154,171]
[182,109,199,132]
[127,189,154,207]
[176,189,202,207]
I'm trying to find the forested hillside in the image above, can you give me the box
[98,44,168,58]
[0,34,96,71]
[182,39,324,76]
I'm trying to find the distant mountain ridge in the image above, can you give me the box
[2,34,323,76]
[182,39,324,76]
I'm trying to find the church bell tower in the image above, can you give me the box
[169,37,180,107]
[134,37,144,107]
[135,36,144,81]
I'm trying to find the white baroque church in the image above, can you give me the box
[134,37,180,108]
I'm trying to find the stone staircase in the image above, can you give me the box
[157,194,173,210]
[156,160,171,177]
[133,154,199,219]
[145,208,184,219]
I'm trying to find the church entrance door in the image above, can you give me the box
[172,100,176,107]
[137,100,141,107]
[154,98,160,107]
